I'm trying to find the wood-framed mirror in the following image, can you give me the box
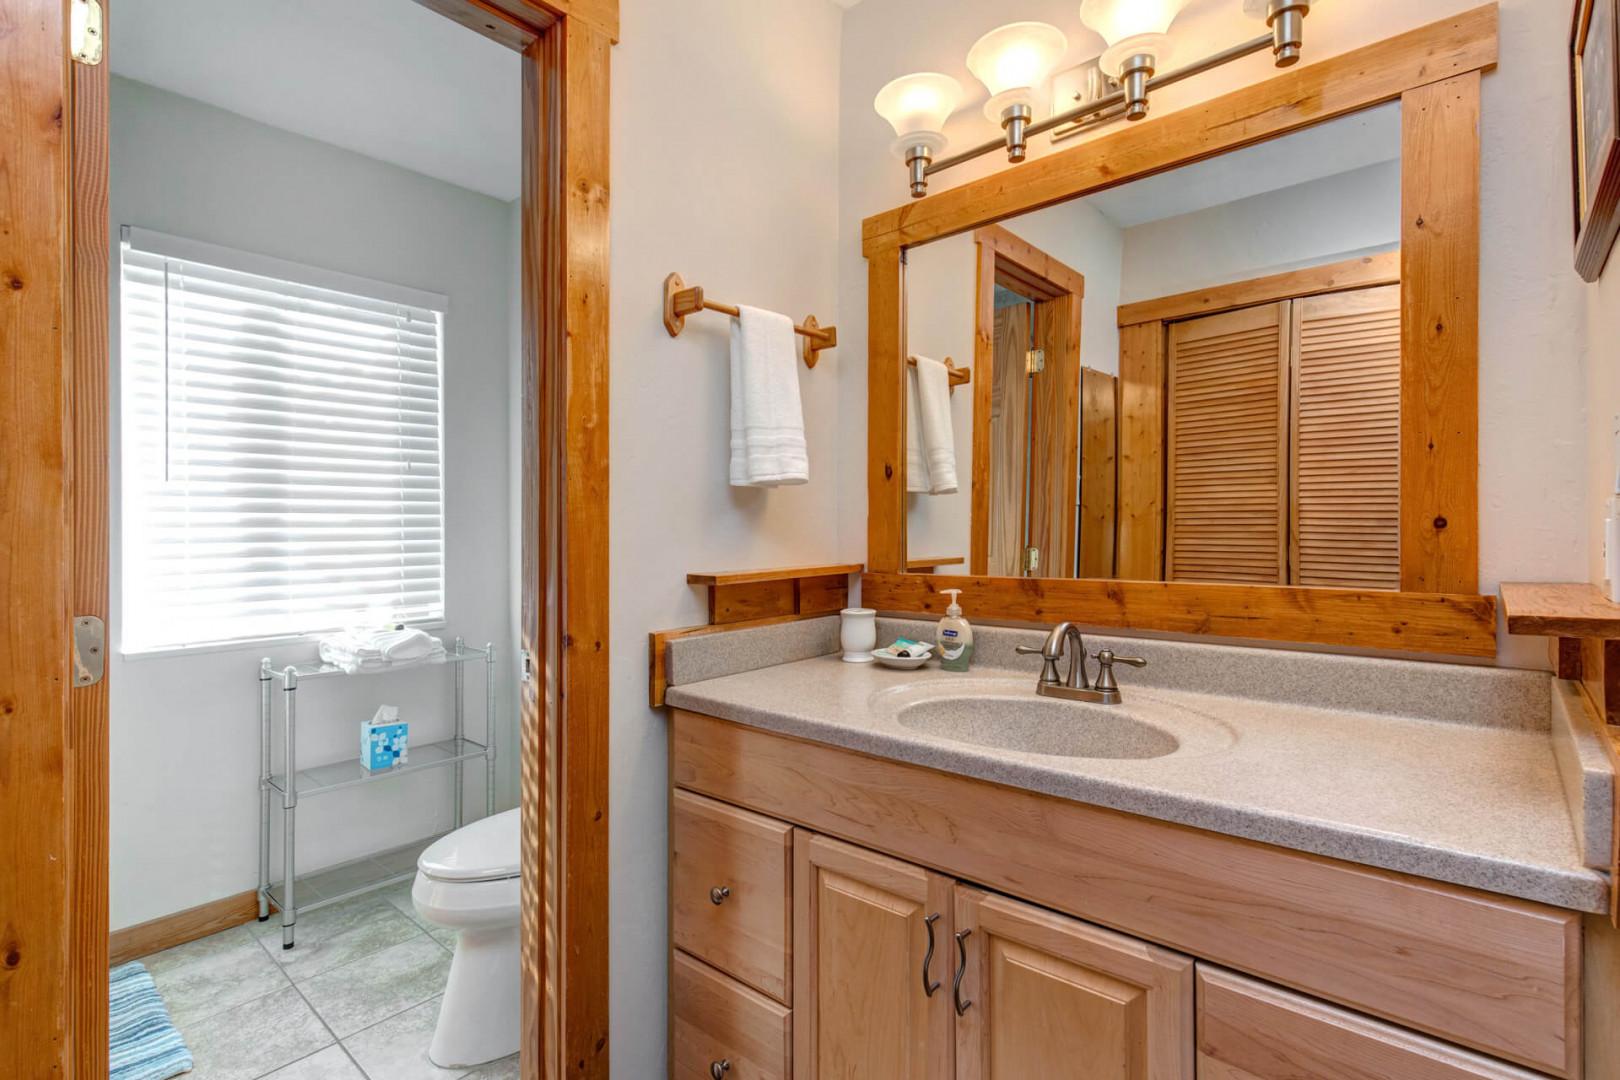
[865,6,1500,657]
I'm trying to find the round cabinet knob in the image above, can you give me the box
[709,885,732,905]
[710,1059,731,1079]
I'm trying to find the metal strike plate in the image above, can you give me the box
[72,615,105,687]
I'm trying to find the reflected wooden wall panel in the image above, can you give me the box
[1079,368,1118,579]
[1116,324,1167,581]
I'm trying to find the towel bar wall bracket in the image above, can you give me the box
[908,354,971,394]
[663,271,836,368]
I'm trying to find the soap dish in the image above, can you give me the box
[872,645,932,670]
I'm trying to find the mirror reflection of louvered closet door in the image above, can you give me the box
[1166,284,1400,588]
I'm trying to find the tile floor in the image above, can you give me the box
[137,883,516,1080]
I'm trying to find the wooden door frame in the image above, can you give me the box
[968,224,1084,577]
[5,0,615,1076]
[865,6,1497,658]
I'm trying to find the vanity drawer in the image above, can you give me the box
[672,950,791,1080]
[1197,967,1550,1080]
[672,789,793,1002]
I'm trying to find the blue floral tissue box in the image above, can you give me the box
[361,705,408,770]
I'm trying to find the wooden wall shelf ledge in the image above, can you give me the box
[1501,582,1620,637]
[688,563,863,625]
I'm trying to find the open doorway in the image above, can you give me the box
[0,0,613,1076]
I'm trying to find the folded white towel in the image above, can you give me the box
[318,627,446,674]
[729,305,809,486]
[906,365,931,493]
[911,355,957,495]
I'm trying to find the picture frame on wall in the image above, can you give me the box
[1574,0,1620,281]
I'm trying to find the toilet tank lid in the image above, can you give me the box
[418,807,520,882]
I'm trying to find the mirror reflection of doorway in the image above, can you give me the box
[972,227,1088,578]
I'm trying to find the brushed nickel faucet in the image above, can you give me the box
[1016,622,1147,705]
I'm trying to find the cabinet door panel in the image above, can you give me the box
[792,832,953,1079]
[955,887,1194,1080]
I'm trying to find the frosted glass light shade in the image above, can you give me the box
[965,22,1067,121]
[874,72,963,155]
[1079,0,1190,75]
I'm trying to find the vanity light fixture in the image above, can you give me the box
[876,0,1324,198]
[1078,0,1190,120]
[964,22,1069,162]
[873,73,965,198]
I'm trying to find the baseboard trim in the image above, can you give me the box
[109,889,261,966]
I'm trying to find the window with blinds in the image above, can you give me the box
[119,227,447,653]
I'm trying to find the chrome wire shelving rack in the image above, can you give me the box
[257,636,496,949]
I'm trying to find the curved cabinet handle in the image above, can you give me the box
[709,1059,731,1079]
[709,885,731,905]
[921,913,942,997]
[952,928,973,1016]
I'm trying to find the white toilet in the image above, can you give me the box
[412,807,521,1068]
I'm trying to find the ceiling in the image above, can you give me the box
[111,0,522,201]
[1081,102,1402,229]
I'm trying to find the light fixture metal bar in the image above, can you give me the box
[925,32,1275,176]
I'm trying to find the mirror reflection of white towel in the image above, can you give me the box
[909,356,957,495]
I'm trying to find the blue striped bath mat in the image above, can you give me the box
[109,962,193,1080]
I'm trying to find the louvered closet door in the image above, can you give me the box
[1290,285,1401,589]
[1166,302,1288,584]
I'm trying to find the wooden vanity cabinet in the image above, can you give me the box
[669,710,1585,1079]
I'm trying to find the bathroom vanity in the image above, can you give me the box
[661,620,1616,1080]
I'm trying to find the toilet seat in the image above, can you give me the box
[418,807,520,883]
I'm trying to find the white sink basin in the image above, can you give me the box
[898,696,1180,759]
[873,677,1236,761]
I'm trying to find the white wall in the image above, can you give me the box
[1119,160,1401,302]
[608,1,843,1074]
[108,77,520,929]
[839,0,1590,665]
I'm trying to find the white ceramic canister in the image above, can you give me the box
[840,607,877,663]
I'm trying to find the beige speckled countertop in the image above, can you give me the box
[665,629,1611,913]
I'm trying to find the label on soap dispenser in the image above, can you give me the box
[939,628,972,671]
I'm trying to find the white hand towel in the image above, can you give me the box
[906,365,931,493]
[912,355,958,495]
[729,305,809,487]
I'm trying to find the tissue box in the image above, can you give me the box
[361,718,409,771]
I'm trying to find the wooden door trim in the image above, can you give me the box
[968,227,1084,576]
[4,1,75,1073]
[517,7,613,1079]
[35,1,617,1077]
[1117,250,1400,327]
[866,7,1494,652]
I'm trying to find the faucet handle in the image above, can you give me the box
[1092,650,1147,695]
[1016,643,1062,686]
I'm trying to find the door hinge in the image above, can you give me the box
[1022,547,1040,575]
[72,615,105,687]
[71,0,104,66]
[1025,349,1046,375]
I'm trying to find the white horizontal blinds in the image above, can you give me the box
[1290,285,1402,590]
[1166,302,1288,585]
[120,228,447,651]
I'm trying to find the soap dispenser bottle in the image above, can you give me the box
[937,589,974,672]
